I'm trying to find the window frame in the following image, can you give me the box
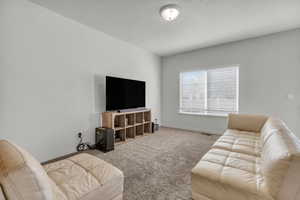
[179,66,239,117]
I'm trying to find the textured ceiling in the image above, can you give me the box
[30,0,300,56]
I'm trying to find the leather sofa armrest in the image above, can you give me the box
[228,113,268,133]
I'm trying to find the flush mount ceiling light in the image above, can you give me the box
[159,4,180,22]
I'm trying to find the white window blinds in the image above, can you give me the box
[180,66,239,115]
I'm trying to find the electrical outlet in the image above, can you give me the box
[77,129,91,143]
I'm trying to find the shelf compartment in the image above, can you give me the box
[144,123,151,133]
[144,111,151,122]
[125,114,135,126]
[126,127,135,138]
[135,112,144,124]
[136,124,144,136]
[115,129,126,142]
[114,115,125,129]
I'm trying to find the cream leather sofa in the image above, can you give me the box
[0,140,124,200]
[192,114,300,200]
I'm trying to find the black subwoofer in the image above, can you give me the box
[95,127,115,152]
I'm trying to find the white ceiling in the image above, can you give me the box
[29,0,300,56]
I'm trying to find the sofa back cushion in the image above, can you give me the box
[260,125,300,200]
[228,113,268,132]
[260,118,285,147]
[0,140,53,200]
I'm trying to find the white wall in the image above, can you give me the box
[162,29,300,137]
[0,0,161,162]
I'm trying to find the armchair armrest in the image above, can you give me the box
[228,113,268,133]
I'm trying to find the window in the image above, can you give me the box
[180,66,239,116]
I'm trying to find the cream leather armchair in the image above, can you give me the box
[0,140,124,200]
[192,114,300,200]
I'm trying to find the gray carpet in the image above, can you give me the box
[90,127,219,200]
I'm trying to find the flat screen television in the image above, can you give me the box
[106,76,146,111]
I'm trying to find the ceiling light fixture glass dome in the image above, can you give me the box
[160,4,180,22]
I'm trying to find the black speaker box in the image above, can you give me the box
[95,127,115,152]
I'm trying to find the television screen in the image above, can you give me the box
[106,76,146,111]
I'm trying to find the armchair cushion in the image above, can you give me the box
[43,153,124,200]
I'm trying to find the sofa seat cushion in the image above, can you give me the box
[212,130,261,156]
[43,153,124,200]
[192,149,272,200]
